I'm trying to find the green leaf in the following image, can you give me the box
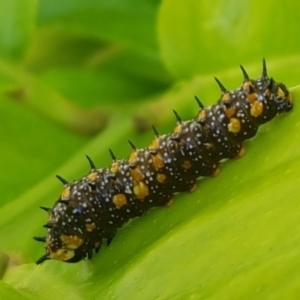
[2,59,300,299]
[0,280,30,300]
[38,0,161,54]
[1,1,300,298]
[39,49,172,108]
[158,0,300,78]
[0,0,37,62]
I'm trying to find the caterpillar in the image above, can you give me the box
[34,59,293,264]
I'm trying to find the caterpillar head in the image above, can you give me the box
[35,175,104,264]
[240,59,293,123]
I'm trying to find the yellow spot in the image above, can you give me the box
[189,183,197,192]
[110,162,119,173]
[128,151,138,164]
[277,87,285,99]
[182,160,191,169]
[49,248,75,261]
[247,93,257,103]
[113,194,127,208]
[130,167,144,181]
[165,198,174,207]
[221,93,230,102]
[61,186,70,200]
[152,153,164,169]
[156,173,166,183]
[133,181,149,200]
[225,107,235,118]
[148,137,159,150]
[242,82,257,103]
[235,146,246,159]
[250,101,263,117]
[228,118,241,133]
[242,81,252,90]
[174,123,183,134]
[60,234,84,249]
[197,109,206,121]
[85,223,96,232]
[87,172,98,182]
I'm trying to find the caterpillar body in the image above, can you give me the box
[34,60,293,264]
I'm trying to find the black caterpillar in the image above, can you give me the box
[34,60,293,264]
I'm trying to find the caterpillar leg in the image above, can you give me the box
[211,165,221,177]
[189,183,197,193]
[234,145,246,159]
[165,198,174,207]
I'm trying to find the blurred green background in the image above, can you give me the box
[1,0,300,299]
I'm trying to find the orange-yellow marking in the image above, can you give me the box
[156,173,166,183]
[148,137,159,150]
[49,248,75,261]
[250,101,263,117]
[152,153,164,169]
[87,172,98,182]
[277,87,285,99]
[113,194,127,208]
[197,109,206,121]
[85,223,96,232]
[128,151,138,164]
[228,118,241,133]
[130,167,144,181]
[242,81,252,90]
[174,124,183,134]
[182,160,191,169]
[133,181,149,200]
[60,234,84,249]
[247,93,257,103]
[242,82,257,103]
[221,93,230,102]
[110,162,119,173]
[61,186,71,200]
[225,107,235,118]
